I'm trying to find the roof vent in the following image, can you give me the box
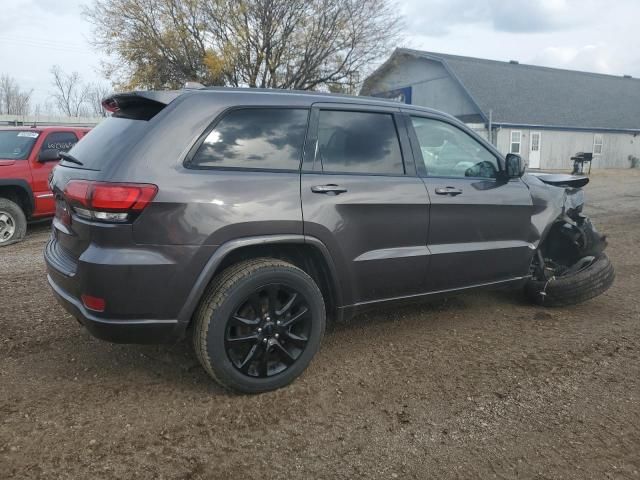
[623,74,632,79]
[509,60,519,64]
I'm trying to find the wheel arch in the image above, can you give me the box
[0,179,35,217]
[177,235,344,332]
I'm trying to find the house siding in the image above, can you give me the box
[496,129,640,169]
[365,56,480,118]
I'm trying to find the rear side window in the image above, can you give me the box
[189,108,309,170]
[317,110,404,175]
[40,132,78,153]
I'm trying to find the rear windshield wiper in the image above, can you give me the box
[59,152,84,166]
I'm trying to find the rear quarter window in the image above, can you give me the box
[188,108,309,171]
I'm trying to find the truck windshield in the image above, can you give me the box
[0,131,39,160]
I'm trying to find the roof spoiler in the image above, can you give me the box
[101,91,183,120]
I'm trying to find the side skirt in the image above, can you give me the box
[337,275,530,321]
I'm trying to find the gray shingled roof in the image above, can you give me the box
[367,48,640,132]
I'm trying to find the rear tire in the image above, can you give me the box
[525,253,615,307]
[0,198,27,246]
[193,258,326,393]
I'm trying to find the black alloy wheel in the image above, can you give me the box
[193,258,326,393]
[225,284,312,378]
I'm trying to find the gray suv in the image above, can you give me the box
[45,88,613,393]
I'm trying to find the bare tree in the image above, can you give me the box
[0,74,32,115]
[50,66,90,117]
[206,0,401,90]
[86,82,113,116]
[84,0,402,91]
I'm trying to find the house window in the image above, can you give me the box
[593,134,603,155]
[510,131,522,154]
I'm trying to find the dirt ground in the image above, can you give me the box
[1,170,639,479]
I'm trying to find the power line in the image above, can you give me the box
[0,34,91,49]
[0,36,96,55]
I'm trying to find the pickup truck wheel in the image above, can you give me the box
[0,198,27,247]
[525,253,614,307]
[193,258,326,393]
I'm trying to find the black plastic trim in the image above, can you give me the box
[0,179,35,212]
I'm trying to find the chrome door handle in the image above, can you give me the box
[311,184,348,195]
[435,186,462,196]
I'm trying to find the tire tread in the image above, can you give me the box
[526,253,615,307]
[192,258,324,393]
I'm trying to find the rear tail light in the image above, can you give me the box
[101,98,119,113]
[64,180,158,223]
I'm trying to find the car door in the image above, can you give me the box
[406,113,534,291]
[301,104,431,306]
[32,131,79,215]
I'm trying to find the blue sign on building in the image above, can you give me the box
[371,86,412,104]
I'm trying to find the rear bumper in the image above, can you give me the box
[47,273,180,344]
[44,226,218,344]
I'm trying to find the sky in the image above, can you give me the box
[1,0,639,110]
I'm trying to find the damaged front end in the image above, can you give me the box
[523,173,608,282]
[532,208,607,281]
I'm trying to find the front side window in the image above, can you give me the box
[411,117,499,178]
[0,130,39,160]
[190,108,309,170]
[510,131,522,154]
[317,110,404,175]
[593,134,603,155]
[40,132,78,154]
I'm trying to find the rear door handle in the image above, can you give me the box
[435,186,463,196]
[311,184,348,195]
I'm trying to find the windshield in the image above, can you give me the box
[0,130,39,160]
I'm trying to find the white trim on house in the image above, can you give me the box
[510,130,522,154]
[593,133,603,155]
[529,131,541,168]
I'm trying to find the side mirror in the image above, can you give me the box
[505,153,525,178]
[38,149,60,163]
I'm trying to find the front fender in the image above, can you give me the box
[523,173,586,248]
[0,178,35,213]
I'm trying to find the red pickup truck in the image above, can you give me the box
[0,126,91,246]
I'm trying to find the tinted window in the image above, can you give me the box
[411,117,499,178]
[190,108,309,170]
[317,110,404,175]
[67,117,149,170]
[40,132,78,153]
[0,131,39,160]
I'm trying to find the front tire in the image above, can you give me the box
[0,198,27,246]
[525,253,615,307]
[193,258,326,393]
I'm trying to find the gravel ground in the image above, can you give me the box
[1,170,639,479]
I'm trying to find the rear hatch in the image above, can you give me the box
[48,91,181,268]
